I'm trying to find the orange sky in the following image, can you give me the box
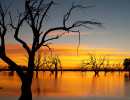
[0,44,130,68]
[44,31,105,36]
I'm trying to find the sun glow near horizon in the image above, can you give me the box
[0,44,130,68]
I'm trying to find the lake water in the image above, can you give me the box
[0,71,130,100]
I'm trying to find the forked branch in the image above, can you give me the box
[37,3,102,52]
[9,9,31,54]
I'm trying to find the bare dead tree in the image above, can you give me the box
[102,57,110,73]
[24,0,102,68]
[81,53,106,74]
[48,54,62,71]
[0,2,31,100]
[88,54,106,70]
[24,51,49,77]
[0,1,13,65]
[34,51,43,70]
[0,0,102,100]
[80,59,90,70]
[34,51,62,78]
[0,1,24,76]
[24,51,48,69]
[34,51,43,78]
[116,62,123,72]
[8,0,102,71]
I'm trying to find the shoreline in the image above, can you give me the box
[0,69,129,72]
[0,96,130,100]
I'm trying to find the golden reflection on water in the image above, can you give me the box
[0,71,130,98]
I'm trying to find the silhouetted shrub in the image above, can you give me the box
[123,58,130,70]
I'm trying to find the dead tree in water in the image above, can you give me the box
[48,55,62,71]
[34,51,44,78]
[0,0,102,100]
[81,53,106,75]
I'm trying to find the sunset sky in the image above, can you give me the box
[0,0,130,68]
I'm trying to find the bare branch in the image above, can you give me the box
[72,20,103,29]
[9,9,31,54]
[63,3,94,27]
[0,1,25,77]
[9,12,16,29]
[43,43,52,55]
[38,1,54,31]
[4,1,13,15]
[18,0,103,59]
[44,32,66,43]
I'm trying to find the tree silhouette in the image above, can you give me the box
[34,52,62,77]
[123,58,130,70]
[0,0,102,100]
[47,54,62,70]
[81,53,106,75]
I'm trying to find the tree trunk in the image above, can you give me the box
[28,53,35,70]
[19,52,35,100]
[0,36,5,54]
[55,64,57,71]
[19,74,33,100]
[0,35,35,100]
[36,70,38,78]
[0,36,22,72]
[94,70,99,76]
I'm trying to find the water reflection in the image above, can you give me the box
[8,71,14,76]
[0,71,130,99]
[124,72,130,97]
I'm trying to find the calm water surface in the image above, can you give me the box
[0,71,130,100]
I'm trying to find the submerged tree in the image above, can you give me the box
[0,0,102,100]
[34,51,46,78]
[81,53,106,75]
[34,51,43,70]
[34,52,62,77]
[48,55,62,70]
[102,57,110,73]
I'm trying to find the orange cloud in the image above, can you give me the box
[42,31,105,36]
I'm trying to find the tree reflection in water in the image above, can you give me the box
[1,71,130,99]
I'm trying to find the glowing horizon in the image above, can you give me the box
[0,44,130,68]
